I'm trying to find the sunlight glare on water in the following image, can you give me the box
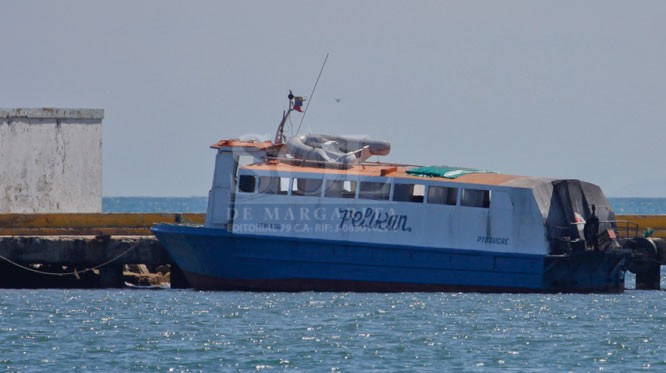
[1,289,666,371]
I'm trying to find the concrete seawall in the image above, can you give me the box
[0,213,199,288]
[0,235,175,288]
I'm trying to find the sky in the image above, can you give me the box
[1,1,664,197]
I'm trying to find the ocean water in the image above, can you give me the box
[1,289,666,371]
[1,197,664,371]
[103,197,208,213]
[102,196,666,215]
[609,198,666,215]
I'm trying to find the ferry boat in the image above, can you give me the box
[152,94,631,293]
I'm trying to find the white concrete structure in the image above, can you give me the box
[0,108,103,213]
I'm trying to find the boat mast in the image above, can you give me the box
[273,95,295,145]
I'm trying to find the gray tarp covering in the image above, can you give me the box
[536,180,615,248]
[503,177,616,252]
[285,134,390,168]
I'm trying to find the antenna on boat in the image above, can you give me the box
[295,53,329,135]
[273,53,329,145]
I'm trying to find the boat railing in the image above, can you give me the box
[548,219,640,241]
[612,220,640,239]
[573,220,640,239]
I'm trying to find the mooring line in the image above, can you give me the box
[0,243,140,277]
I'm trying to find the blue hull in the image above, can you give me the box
[151,224,627,293]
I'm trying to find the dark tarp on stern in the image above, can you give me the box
[539,180,616,252]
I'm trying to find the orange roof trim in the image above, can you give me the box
[210,139,275,150]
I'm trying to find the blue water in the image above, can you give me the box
[0,197,664,371]
[103,197,208,213]
[1,289,665,371]
[103,196,666,215]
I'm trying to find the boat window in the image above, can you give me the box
[238,175,256,193]
[393,183,425,203]
[427,186,458,205]
[258,176,290,195]
[292,178,323,197]
[324,180,357,198]
[358,181,390,200]
[461,188,491,208]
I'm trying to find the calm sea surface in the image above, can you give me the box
[1,197,664,372]
[101,196,666,215]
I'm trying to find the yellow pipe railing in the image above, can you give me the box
[0,213,205,236]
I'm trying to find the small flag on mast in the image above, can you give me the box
[293,96,305,112]
[289,90,306,112]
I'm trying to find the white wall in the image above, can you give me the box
[0,108,103,213]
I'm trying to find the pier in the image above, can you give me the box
[0,213,665,289]
[0,213,203,289]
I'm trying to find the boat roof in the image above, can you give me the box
[216,138,558,189]
[241,161,554,188]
